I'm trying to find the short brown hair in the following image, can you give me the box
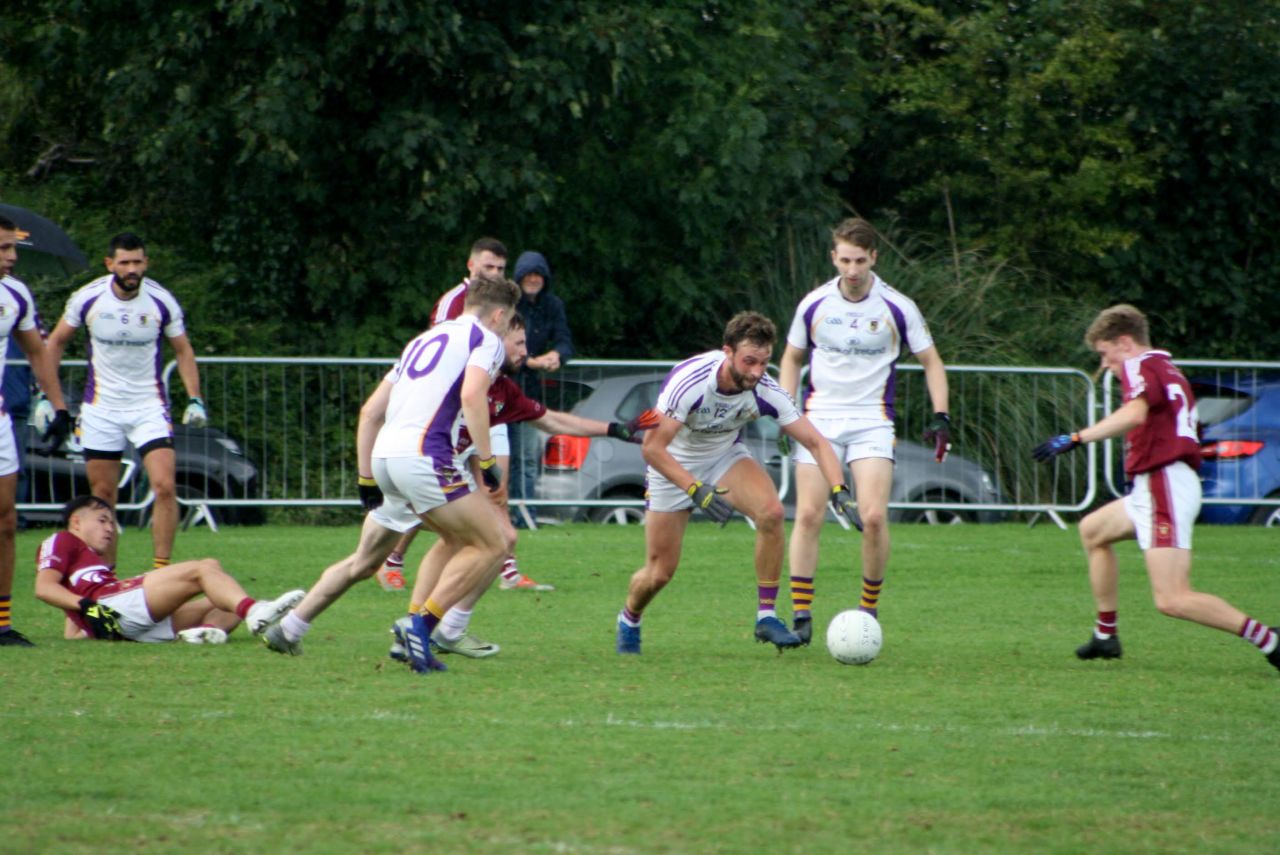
[1084,304,1150,348]
[469,237,507,259]
[463,274,520,312]
[723,311,776,351]
[831,217,877,252]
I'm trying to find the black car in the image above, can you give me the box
[19,419,262,526]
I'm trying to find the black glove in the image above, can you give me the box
[607,408,660,444]
[78,597,125,640]
[40,409,73,455]
[1032,432,1082,462]
[357,476,383,511]
[829,484,864,532]
[922,412,952,462]
[478,455,503,490]
[687,481,733,526]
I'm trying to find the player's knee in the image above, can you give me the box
[150,479,177,501]
[193,557,225,577]
[1152,591,1190,619]
[793,502,826,530]
[643,561,676,588]
[753,500,785,531]
[859,506,888,533]
[0,505,15,537]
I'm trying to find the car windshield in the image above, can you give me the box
[1192,386,1254,428]
[615,380,663,421]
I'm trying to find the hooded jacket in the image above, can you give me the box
[513,251,575,400]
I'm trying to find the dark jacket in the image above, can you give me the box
[513,251,575,401]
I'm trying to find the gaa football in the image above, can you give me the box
[825,609,882,665]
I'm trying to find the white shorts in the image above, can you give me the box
[98,576,175,642]
[793,417,895,466]
[1124,461,1200,550]
[645,444,754,512]
[459,424,510,464]
[0,411,17,477]
[79,401,172,455]
[369,455,475,531]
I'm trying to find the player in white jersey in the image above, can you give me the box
[778,218,951,643]
[615,311,859,656]
[0,215,74,647]
[262,274,521,674]
[47,233,207,570]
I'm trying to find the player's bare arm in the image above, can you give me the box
[460,365,496,461]
[778,344,806,400]
[641,414,700,494]
[13,327,68,410]
[783,417,847,490]
[915,345,949,415]
[34,568,84,613]
[529,410,609,437]
[45,318,76,368]
[168,332,202,400]
[1079,396,1149,444]
[356,381,392,477]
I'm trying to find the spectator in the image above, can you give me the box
[507,251,575,512]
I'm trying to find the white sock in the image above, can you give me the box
[280,611,310,642]
[437,607,472,642]
[757,608,777,620]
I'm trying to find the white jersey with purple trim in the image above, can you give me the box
[61,275,187,409]
[372,315,504,461]
[656,351,800,464]
[0,275,41,412]
[785,272,933,422]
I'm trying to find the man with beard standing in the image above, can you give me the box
[48,233,206,569]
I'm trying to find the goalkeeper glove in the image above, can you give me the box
[1032,432,1082,462]
[922,412,952,462]
[477,455,503,490]
[182,397,208,428]
[357,475,383,511]
[78,598,125,640]
[829,484,864,532]
[40,408,73,455]
[687,481,733,526]
[607,408,660,443]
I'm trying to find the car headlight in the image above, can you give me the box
[216,437,243,455]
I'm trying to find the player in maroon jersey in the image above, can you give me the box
[1034,304,1279,671]
[33,495,303,643]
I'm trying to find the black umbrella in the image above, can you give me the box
[0,203,89,278]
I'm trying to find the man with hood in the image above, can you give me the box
[504,252,575,579]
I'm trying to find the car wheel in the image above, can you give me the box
[589,491,646,525]
[1248,500,1280,527]
[897,490,973,525]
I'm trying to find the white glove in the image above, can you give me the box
[182,397,208,428]
[32,393,56,432]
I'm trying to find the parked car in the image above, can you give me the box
[19,418,262,526]
[1194,373,1280,526]
[533,371,1007,524]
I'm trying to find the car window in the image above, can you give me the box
[1192,387,1254,428]
[538,379,596,413]
[616,380,664,421]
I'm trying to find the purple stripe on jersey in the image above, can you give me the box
[420,371,467,459]
[663,353,703,387]
[79,293,100,328]
[882,366,897,421]
[666,360,716,410]
[84,339,96,404]
[802,300,822,347]
[753,389,779,419]
[2,282,31,327]
[884,297,911,354]
[153,293,173,330]
[439,467,472,504]
[468,323,485,350]
[153,343,166,403]
[804,350,819,410]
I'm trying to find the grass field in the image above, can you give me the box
[4,520,1279,853]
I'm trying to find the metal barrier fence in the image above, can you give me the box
[1102,359,1280,520]
[10,356,1132,526]
[101,357,1100,526]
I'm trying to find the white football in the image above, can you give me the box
[826,609,882,665]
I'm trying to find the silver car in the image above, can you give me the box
[532,371,1006,524]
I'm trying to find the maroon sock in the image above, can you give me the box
[235,597,255,619]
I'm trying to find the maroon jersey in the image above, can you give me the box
[429,279,469,327]
[455,375,548,454]
[36,530,127,636]
[1120,350,1202,476]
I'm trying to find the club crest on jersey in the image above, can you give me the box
[867,319,881,333]
[0,305,9,319]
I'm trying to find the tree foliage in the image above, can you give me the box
[3,0,1278,361]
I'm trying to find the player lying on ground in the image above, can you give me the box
[1033,303,1280,673]
[616,310,860,656]
[384,315,655,662]
[33,495,303,644]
